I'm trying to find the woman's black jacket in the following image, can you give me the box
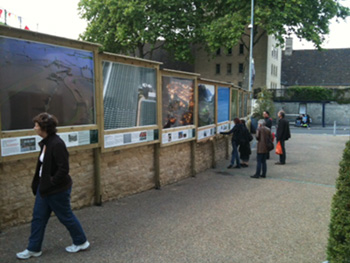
[31,134,72,197]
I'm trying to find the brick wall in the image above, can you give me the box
[0,137,229,229]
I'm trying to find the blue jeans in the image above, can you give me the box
[230,142,241,167]
[27,187,87,252]
[256,153,267,176]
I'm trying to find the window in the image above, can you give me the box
[227,63,232,74]
[239,44,244,55]
[238,63,244,73]
[238,81,243,87]
[216,48,221,56]
[215,64,221,74]
[227,48,232,55]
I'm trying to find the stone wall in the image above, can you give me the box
[101,145,155,202]
[0,150,95,229]
[274,102,350,126]
[0,138,229,229]
[160,142,192,185]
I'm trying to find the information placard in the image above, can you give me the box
[1,130,98,157]
[197,127,216,141]
[104,130,157,148]
[161,128,194,144]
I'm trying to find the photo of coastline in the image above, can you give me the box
[0,37,96,131]
[198,84,215,127]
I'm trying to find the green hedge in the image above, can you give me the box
[286,86,333,101]
[327,140,350,262]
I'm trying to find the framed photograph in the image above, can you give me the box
[0,36,96,131]
[198,84,215,127]
[162,76,194,129]
[103,61,157,130]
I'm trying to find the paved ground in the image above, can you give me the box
[0,133,348,263]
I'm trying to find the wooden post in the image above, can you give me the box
[93,148,102,206]
[154,143,161,189]
[191,140,196,177]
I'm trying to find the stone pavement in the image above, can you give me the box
[0,134,348,263]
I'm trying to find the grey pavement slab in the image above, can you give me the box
[0,134,348,263]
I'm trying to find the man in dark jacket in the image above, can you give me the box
[276,110,291,165]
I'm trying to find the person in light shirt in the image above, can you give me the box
[16,112,90,260]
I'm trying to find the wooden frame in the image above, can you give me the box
[98,52,162,153]
[160,69,199,147]
[0,26,101,162]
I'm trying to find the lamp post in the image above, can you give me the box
[248,0,254,112]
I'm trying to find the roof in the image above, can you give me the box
[282,49,350,87]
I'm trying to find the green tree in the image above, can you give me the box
[252,87,275,119]
[78,0,349,61]
[78,0,204,60]
[327,140,350,262]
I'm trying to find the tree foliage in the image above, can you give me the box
[252,86,275,119]
[78,0,350,60]
[327,140,350,262]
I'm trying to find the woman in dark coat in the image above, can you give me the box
[220,118,244,169]
[17,113,90,260]
[239,119,252,167]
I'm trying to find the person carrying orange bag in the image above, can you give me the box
[275,110,291,164]
[276,141,283,155]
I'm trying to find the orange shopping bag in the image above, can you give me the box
[275,141,283,155]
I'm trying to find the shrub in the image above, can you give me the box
[327,140,350,262]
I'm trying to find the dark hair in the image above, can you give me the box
[33,112,58,135]
[264,111,270,116]
[240,119,246,125]
[233,118,241,125]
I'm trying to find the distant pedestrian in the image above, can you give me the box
[221,118,244,169]
[263,111,273,159]
[16,113,90,260]
[275,110,291,165]
[239,119,253,167]
[251,119,272,179]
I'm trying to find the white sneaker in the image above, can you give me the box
[16,249,42,259]
[65,240,90,253]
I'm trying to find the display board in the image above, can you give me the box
[217,87,230,123]
[198,84,215,127]
[103,61,157,130]
[162,76,194,128]
[231,89,239,120]
[1,130,98,157]
[0,36,96,131]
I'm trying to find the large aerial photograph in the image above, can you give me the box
[0,37,95,131]
[103,61,157,130]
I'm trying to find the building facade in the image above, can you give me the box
[194,34,282,92]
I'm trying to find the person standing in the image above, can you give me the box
[221,118,244,169]
[275,110,291,165]
[239,119,252,167]
[263,111,273,159]
[251,119,272,178]
[17,113,90,260]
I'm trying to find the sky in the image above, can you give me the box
[1,0,350,50]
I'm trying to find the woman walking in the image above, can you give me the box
[16,113,89,259]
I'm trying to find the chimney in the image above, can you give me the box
[285,37,293,56]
